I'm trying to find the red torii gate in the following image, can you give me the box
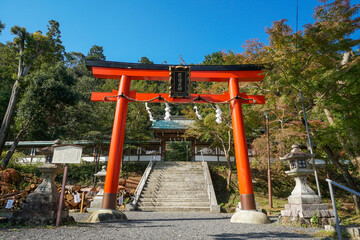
[86,60,265,212]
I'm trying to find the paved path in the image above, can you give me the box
[0,211,327,240]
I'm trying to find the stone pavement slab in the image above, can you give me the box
[0,211,326,240]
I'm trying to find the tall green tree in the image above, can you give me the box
[86,45,106,61]
[249,0,360,212]
[0,21,4,34]
[0,20,65,162]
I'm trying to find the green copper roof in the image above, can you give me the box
[151,119,195,130]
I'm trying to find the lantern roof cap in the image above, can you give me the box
[280,144,315,160]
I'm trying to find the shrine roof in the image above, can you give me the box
[85,60,264,71]
[151,118,195,130]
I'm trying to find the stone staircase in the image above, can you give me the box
[136,162,212,212]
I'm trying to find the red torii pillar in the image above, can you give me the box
[102,75,131,208]
[229,78,255,209]
[86,60,265,212]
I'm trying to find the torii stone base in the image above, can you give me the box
[86,209,127,223]
[231,210,271,224]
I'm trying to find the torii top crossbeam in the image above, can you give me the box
[86,60,264,82]
[87,60,265,104]
[85,60,266,215]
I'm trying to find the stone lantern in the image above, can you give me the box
[280,144,334,226]
[88,165,107,212]
[11,139,72,225]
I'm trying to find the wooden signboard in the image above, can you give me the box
[52,145,83,164]
[54,144,83,227]
[169,66,191,98]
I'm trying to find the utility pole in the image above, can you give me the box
[264,110,273,208]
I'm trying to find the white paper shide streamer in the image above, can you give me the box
[145,103,155,122]
[164,102,171,121]
[215,104,222,124]
[74,194,81,203]
[193,105,202,120]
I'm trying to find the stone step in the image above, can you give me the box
[153,163,201,166]
[138,198,209,202]
[136,206,211,212]
[152,169,203,172]
[141,193,209,198]
[145,183,205,187]
[148,176,205,180]
[138,202,210,207]
[153,167,202,169]
[150,170,204,176]
[139,197,209,202]
[136,162,213,213]
[147,177,205,181]
[143,185,207,190]
[149,174,204,177]
[143,188,207,193]
[148,174,204,177]
[142,192,208,197]
[141,189,207,194]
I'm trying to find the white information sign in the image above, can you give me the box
[74,194,81,203]
[52,145,83,164]
[118,196,124,205]
[5,199,14,209]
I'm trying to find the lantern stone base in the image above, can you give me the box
[288,193,322,205]
[230,210,271,224]
[10,198,71,225]
[10,164,73,225]
[280,203,335,227]
[280,176,335,227]
[86,209,128,223]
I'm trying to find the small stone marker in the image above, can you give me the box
[118,196,123,205]
[5,200,14,209]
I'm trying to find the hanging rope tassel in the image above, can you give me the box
[193,105,202,120]
[145,103,155,122]
[164,102,171,121]
[215,104,222,124]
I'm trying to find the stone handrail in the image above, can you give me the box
[202,161,220,213]
[126,158,154,211]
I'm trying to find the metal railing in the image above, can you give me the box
[129,155,154,209]
[326,179,360,240]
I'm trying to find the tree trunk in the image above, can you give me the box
[0,44,32,158]
[323,108,360,169]
[1,128,25,169]
[0,80,20,156]
[323,145,360,214]
[225,153,232,190]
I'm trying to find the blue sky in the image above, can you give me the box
[0,0,324,64]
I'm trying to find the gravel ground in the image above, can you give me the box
[0,211,327,240]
